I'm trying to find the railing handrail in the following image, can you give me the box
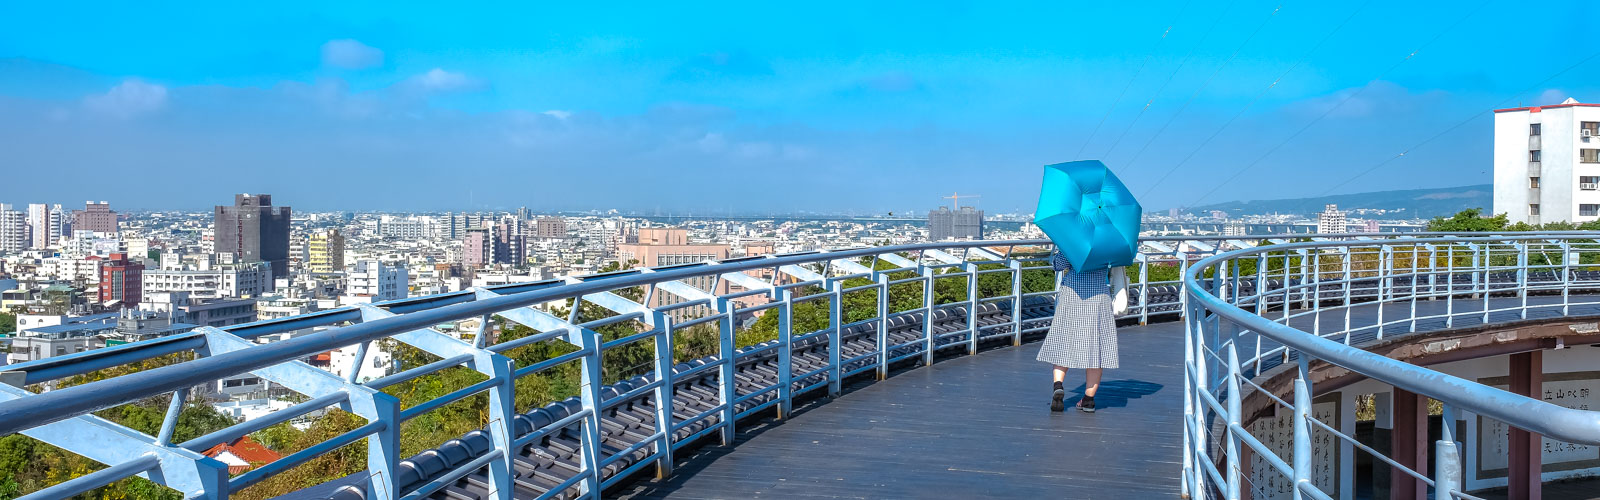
[0,238,1060,436]
[1183,233,1600,445]
[0,231,1568,436]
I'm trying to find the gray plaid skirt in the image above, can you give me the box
[1037,258,1120,369]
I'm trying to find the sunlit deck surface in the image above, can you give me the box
[616,321,1185,499]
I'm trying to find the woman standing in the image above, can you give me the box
[1038,249,1128,413]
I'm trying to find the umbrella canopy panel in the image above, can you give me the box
[1034,160,1142,272]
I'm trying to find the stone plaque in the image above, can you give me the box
[1249,393,1340,499]
[1476,371,1600,478]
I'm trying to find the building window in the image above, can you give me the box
[1584,122,1600,137]
[1584,204,1600,217]
[1584,176,1600,190]
[1530,204,1541,216]
[1531,123,1542,136]
[1530,150,1542,162]
[1583,149,1600,163]
[1530,177,1541,188]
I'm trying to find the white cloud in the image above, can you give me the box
[542,110,573,120]
[82,78,167,118]
[1537,89,1569,105]
[321,39,384,69]
[404,68,484,92]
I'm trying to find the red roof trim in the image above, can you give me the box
[1495,103,1600,113]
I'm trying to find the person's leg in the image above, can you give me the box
[1051,366,1068,412]
[1079,368,1102,413]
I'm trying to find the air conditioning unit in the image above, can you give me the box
[1583,183,1598,190]
[1585,129,1594,138]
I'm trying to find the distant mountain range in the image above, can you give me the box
[1181,184,1493,219]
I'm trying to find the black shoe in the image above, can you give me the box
[1051,382,1065,412]
[1078,395,1096,413]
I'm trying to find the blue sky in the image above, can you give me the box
[2,1,1598,214]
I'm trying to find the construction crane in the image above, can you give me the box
[943,192,980,210]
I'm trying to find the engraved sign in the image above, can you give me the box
[1249,393,1341,499]
[1476,371,1600,478]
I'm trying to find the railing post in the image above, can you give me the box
[776,288,794,419]
[1562,239,1572,317]
[922,265,936,365]
[717,297,737,446]
[1138,254,1151,325]
[828,280,844,397]
[1435,404,1462,498]
[875,270,890,381]
[1225,344,1243,500]
[1446,244,1455,328]
[1518,241,1530,320]
[1182,297,1195,500]
[652,311,677,478]
[965,262,979,355]
[1293,357,1313,500]
[575,323,604,498]
[1009,258,1024,344]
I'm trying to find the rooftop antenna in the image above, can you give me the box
[943,192,981,210]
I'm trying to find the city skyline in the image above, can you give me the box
[4,2,1600,213]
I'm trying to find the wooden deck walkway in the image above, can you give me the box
[617,320,1188,499]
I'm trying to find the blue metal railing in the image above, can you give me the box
[1183,233,1600,500]
[0,231,1565,499]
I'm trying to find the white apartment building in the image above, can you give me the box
[143,261,273,299]
[0,204,25,253]
[27,204,49,249]
[1317,204,1347,234]
[1494,98,1600,224]
[347,260,407,301]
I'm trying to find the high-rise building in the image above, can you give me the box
[494,220,526,267]
[927,206,984,240]
[461,228,491,268]
[98,252,143,307]
[535,216,567,239]
[214,194,292,279]
[72,201,118,234]
[49,204,69,244]
[0,204,25,253]
[1364,220,1381,233]
[1494,97,1600,224]
[307,229,345,274]
[27,204,49,249]
[1317,204,1347,234]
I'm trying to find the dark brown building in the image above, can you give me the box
[215,194,291,279]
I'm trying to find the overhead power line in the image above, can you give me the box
[1096,0,1237,159]
[1135,0,1372,198]
[1179,0,1491,210]
[1073,0,1195,159]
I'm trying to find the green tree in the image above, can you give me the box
[1425,208,1509,232]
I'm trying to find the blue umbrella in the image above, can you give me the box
[1034,160,1142,272]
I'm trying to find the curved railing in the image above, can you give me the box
[1182,233,1600,500]
[0,232,1561,499]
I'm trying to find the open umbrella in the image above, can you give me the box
[1033,160,1142,272]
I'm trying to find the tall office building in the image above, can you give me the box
[72,201,118,233]
[1317,204,1347,234]
[460,222,525,268]
[0,205,25,252]
[927,206,984,240]
[215,194,292,279]
[306,229,345,274]
[1494,97,1600,224]
[50,204,70,243]
[27,204,48,249]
